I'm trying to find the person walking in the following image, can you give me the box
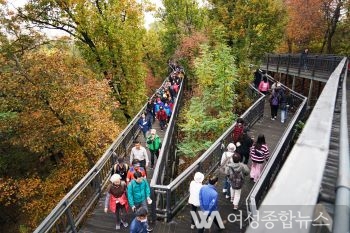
[112,157,129,182]
[198,175,224,233]
[138,113,152,140]
[146,129,162,169]
[220,143,236,199]
[130,207,149,233]
[126,159,147,183]
[130,141,149,172]
[232,118,245,144]
[227,153,250,210]
[250,134,269,183]
[279,88,287,123]
[258,75,270,95]
[235,129,254,164]
[188,172,204,229]
[156,106,168,131]
[270,87,280,120]
[104,174,129,230]
[127,171,153,232]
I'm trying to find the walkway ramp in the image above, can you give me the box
[148,92,297,233]
[79,119,166,233]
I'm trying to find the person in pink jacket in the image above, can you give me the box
[258,75,270,95]
[104,174,129,230]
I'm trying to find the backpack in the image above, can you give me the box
[229,167,244,189]
[271,94,279,106]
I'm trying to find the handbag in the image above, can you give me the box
[215,152,231,175]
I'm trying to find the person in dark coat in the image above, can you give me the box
[236,129,254,164]
[253,69,262,88]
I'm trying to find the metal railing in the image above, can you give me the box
[246,57,348,233]
[246,75,307,217]
[33,76,185,233]
[150,85,265,222]
[262,54,343,81]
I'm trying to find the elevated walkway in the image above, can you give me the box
[34,54,348,233]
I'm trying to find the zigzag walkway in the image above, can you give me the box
[149,96,292,233]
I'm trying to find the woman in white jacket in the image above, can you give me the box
[188,172,204,229]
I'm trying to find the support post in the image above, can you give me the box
[307,79,314,108]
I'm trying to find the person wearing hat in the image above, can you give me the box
[130,207,152,233]
[188,172,204,229]
[220,143,236,199]
[156,105,167,131]
[104,174,129,230]
[126,159,146,183]
[146,129,162,169]
[112,157,129,182]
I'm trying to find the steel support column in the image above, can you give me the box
[307,79,314,108]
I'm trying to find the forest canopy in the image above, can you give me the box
[0,0,349,232]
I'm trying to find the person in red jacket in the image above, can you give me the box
[104,174,129,230]
[232,118,245,144]
[126,159,146,183]
[156,106,167,131]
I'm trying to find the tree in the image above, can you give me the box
[0,27,119,230]
[13,0,147,122]
[284,0,326,52]
[178,43,237,157]
[208,0,286,64]
[320,0,344,53]
[159,0,206,56]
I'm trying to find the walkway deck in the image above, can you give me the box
[79,96,293,233]
[79,117,166,233]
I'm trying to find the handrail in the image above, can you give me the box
[333,58,350,233]
[262,54,343,82]
[150,84,265,221]
[245,74,307,217]
[33,76,180,233]
[246,57,348,232]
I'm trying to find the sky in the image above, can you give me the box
[10,0,163,37]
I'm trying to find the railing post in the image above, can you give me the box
[166,189,171,222]
[312,55,318,77]
[266,54,269,71]
[286,54,291,74]
[298,53,302,75]
[65,203,78,233]
[150,187,157,223]
[277,54,280,73]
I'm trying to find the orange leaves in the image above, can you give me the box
[285,0,326,50]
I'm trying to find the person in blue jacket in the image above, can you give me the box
[198,175,224,233]
[138,113,151,139]
[130,207,149,233]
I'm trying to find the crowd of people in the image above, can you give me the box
[103,63,184,233]
[255,69,294,123]
[188,116,270,232]
[104,64,295,232]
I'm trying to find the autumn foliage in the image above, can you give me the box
[0,48,120,231]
